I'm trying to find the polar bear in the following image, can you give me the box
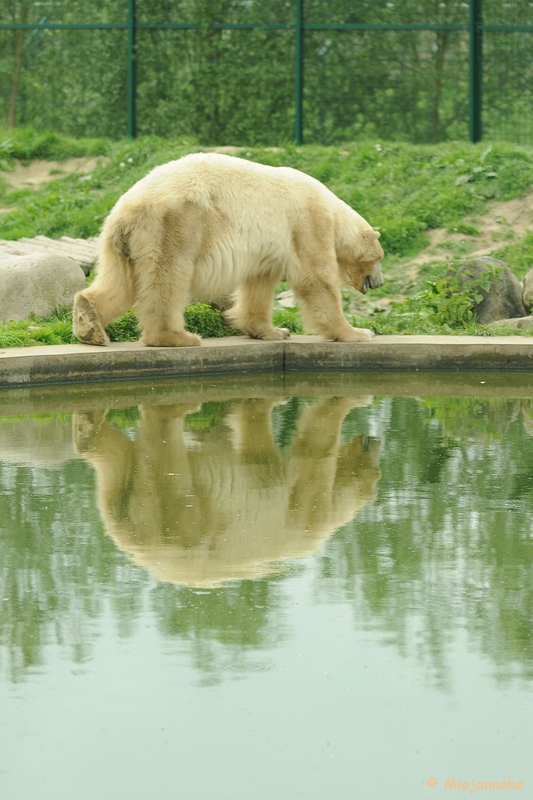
[73,153,384,347]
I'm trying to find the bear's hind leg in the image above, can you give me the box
[73,267,135,347]
[73,293,110,347]
[136,258,201,348]
[225,273,289,341]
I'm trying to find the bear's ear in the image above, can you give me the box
[362,229,381,244]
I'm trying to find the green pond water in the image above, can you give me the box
[0,372,532,800]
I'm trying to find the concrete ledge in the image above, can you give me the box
[1,334,533,390]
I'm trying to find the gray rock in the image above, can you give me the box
[0,254,85,322]
[522,267,533,312]
[489,316,533,330]
[453,256,527,324]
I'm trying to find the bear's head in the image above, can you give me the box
[337,228,384,295]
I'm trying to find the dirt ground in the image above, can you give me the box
[0,157,108,190]
[409,194,533,272]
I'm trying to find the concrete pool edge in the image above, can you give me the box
[2,334,533,389]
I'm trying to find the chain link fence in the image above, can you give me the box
[1,1,532,146]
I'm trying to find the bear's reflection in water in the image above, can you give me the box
[74,397,381,587]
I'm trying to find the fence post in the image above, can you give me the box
[127,0,137,138]
[469,0,482,142]
[294,0,304,145]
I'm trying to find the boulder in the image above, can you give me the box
[489,316,533,330]
[0,254,85,322]
[453,256,527,324]
[522,267,533,312]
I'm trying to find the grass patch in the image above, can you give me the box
[446,221,481,236]
[184,303,237,338]
[0,128,110,166]
[492,230,533,280]
[272,307,305,334]
[0,304,241,349]
[1,291,530,348]
[0,309,79,348]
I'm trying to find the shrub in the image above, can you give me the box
[105,311,140,342]
[184,303,238,338]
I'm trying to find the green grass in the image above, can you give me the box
[492,231,533,281]
[1,128,533,345]
[0,305,231,348]
[0,310,79,348]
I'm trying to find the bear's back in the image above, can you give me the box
[121,152,338,221]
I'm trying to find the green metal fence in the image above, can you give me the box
[1,0,533,146]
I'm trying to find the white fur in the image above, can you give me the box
[73,153,384,347]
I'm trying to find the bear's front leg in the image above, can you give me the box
[331,324,374,343]
[294,280,374,343]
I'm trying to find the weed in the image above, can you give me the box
[0,310,78,348]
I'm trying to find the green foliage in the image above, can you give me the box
[0,303,242,348]
[0,299,307,348]
[421,396,519,443]
[184,303,238,338]
[0,310,78,348]
[0,128,109,165]
[2,2,533,148]
[447,221,480,236]
[358,262,509,335]
[105,311,141,342]
[493,230,533,281]
[105,303,242,342]
[272,307,305,334]
[454,144,498,187]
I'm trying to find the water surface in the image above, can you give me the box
[0,373,532,799]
